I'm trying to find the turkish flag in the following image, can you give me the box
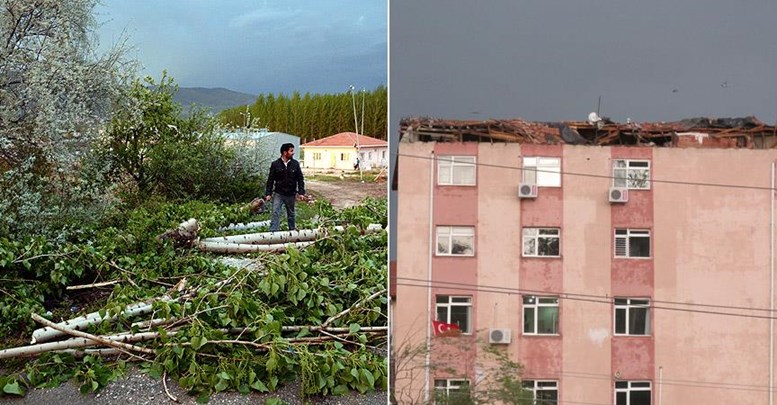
[432,320,461,337]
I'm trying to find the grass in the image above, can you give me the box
[307,170,385,183]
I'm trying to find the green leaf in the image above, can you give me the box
[250,379,269,392]
[215,378,229,392]
[350,367,359,379]
[190,336,208,350]
[296,327,311,338]
[3,380,24,396]
[332,384,349,395]
[266,356,277,373]
[265,398,284,405]
[349,323,360,334]
[361,368,375,386]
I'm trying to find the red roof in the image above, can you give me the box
[301,132,387,148]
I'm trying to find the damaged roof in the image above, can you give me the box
[399,116,777,149]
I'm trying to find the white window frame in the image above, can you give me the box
[438,155,476,186]
[614,229,651,258]
[523,228,561,257]
[436,226,475,256]
[521,380,559,404]
[313,152,322,160]
[613,159,651,190]
[434,379,470,403]
[614,298,651,336]
[436,296,472,334]
[615,381,652,405]
[523,157,561,187]
[523,296,560,335]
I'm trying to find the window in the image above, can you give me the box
[523,296,559,335]
[437,226,475,256]
[523,228,560,257]
[614,229,650,258]
[523,157,561,187]
[340,153,348,161]
[436,296,472,334]
[615,381,651,405]
[613,159,650,189]
[614,298,650,336]
[434,379,470,404]
[313,152,322,160]
[522,380,558,405]
[438,155,476,186]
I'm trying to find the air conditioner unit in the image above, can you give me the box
[518,183,538,199]
[488,328,512,344]
[609,187,628,203]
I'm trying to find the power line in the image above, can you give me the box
[398,276,777,313]
[393,151,777,192]
[396,278,777,320]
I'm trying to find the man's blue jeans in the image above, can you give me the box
[270,193,296,231]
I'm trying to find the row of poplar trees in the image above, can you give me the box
[219,86,387,143]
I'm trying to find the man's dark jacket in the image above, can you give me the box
[265,158,305,197]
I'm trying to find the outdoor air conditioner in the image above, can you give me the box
[518,183,538,199]
[488,328,512,344]
[609,187,629,203]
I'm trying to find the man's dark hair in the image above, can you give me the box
[280,143,294,154]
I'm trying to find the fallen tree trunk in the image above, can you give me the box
[31,313,155,356]
[197,241,315,254]
[201,224,383,245]
[1,325,387,359]
[156,218,200,248]
[31,298,174,344]
[1,331,163,359]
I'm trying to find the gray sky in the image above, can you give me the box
[390,0,776,124]
[96,0,387,95]
[388,0,777,259]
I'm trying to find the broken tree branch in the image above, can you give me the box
[66,279,121,290]
[30,313,155,356]
[322,289,386,328]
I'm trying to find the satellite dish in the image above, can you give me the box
[587,112,601,124]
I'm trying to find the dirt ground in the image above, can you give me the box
[305,177,387,209]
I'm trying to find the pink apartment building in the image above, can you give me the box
[392,118,777,404]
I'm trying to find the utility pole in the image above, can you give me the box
[349,85,363,182]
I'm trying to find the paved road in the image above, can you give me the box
[0,367,387,405]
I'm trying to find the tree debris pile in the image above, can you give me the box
[0,199,388,401]
[400,115,777,148]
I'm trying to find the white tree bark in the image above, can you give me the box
[216,220,271,232]
[202,224,383,245]
[197,241,315,254]
[31,298,173,344]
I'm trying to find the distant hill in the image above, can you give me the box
[174,87,257,114]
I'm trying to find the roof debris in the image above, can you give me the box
[399,116,777,149]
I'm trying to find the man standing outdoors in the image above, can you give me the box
[265,143,306,232]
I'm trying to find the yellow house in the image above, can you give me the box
[301,132,388,171]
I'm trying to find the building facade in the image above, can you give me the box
[394,140,777,404]
[301,132,388,170]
